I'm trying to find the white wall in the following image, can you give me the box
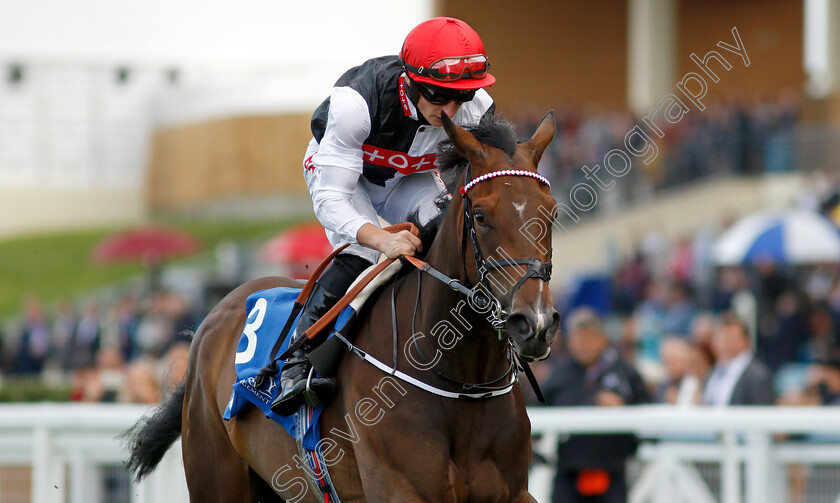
[0,0,433,236]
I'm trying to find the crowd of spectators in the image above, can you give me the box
[510,94,802,212]
[526,221,840,407]
[0,290,199,404]
[527,229,840,501]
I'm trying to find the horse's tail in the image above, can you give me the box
[122,383,186,482]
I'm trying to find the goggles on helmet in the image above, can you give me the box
[403,54,490,82]
[410,79,476,105]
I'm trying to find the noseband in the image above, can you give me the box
[460,163,553,327]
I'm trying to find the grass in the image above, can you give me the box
[0,218,304,320]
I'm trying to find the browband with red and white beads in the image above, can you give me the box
[459,169,551,195]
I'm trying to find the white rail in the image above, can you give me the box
[1,404,840,503]
[527,406,840,503]
[0,403,187,503]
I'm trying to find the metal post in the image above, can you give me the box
[721,432,741,503]
[134,471,149,503]
[32,426,49,503]
[745,432,772,503]
[68,452,100,503]
[529,431,557,503]
[652,450,674,503]
[629,457,660,503]
[32,425,65,503]
[169,441,190,502]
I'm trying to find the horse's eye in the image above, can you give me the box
[474,212,487,226]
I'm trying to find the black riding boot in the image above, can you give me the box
[270,253,372,416]
[270,283,338,415]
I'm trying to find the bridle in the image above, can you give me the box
[395,163,554,398]
[458,163,554,328]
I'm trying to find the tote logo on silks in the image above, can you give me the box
[362,144,438,174]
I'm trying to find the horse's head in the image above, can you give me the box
[441,111,560,361]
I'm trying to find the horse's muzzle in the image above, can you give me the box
[506,309,560,360]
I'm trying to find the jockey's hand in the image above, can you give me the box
[379,230,423,259]
[357,224,423,259]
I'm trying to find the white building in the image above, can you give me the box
[0,0,432,237]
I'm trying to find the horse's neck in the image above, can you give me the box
[412,201,510,384]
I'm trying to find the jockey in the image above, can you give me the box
[272,17,497,415]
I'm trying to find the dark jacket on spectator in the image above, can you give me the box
[728,358,776,405]
[543,348,650,471]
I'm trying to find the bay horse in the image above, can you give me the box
[125,110,560,502]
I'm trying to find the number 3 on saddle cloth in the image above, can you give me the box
[224,286,338,445]
[223,254,403,437]
[223,285,356,502]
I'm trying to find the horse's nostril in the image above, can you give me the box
[505,313,534,340]
[542,311,561,340]
[551,311,561,331]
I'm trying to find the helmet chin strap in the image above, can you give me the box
[403,75,422,107]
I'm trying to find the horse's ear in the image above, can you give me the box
[441,112,486,162]
[523,111,556,166]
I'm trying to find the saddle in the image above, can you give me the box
[252,219,546,403]
[253,222,419,388]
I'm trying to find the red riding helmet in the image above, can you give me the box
[400,17,496,90]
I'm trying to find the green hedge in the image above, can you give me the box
[0,377,72,402]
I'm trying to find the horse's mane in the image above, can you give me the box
[406,116,520,259]
[436,115,519,194]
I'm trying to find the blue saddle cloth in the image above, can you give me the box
[223,287,355,451]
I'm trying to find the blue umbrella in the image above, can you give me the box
[712,208,840,265]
